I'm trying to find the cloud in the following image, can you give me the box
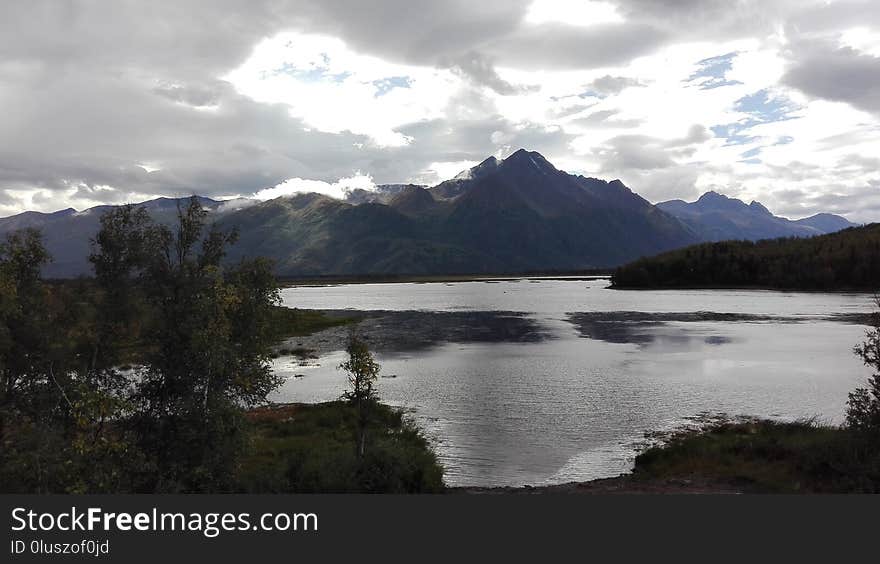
[525,0,624,27]
[0,0,878,223]
[595,125,711,172]
[570,109,642,128]
[586,75,646,96]
[484,22,669,70]
[783,42,880,116]
[445,51,537,95]
[254,174,376,200]
[153,82,223,108]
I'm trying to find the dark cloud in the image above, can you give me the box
[392,114,577,183]
[783,43,880,116]
[617,0,802,41]
[787,0,880,36]
[153,82,223,108]
[485,22,668,70]
[0,68,375,201]
[595,125,711,171]
[444,51,537,95]
[597,136,676,171]
[0,0,878,219]
[0,0,664,214]
[280,1,531,66]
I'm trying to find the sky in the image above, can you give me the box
[1,0,879,221]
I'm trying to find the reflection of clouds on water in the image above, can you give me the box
[282,310,552,358]
[565,312,744,349]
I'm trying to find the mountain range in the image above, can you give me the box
[0,149,857,278]
[658,191,856,242]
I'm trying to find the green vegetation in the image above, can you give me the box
[339,334,380,458]
[0,197,441,493]
[632,419,880,493]
[846,304,880,429]
[612,223,880,290]
[266,306,355,341]
[237,402,443,493]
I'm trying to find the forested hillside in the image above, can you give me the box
[612,224,880,290]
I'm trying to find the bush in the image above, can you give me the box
[846,301,880,430]
[236,402,444,493]
[633,419,880,493]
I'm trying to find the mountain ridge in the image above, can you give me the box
[0,150,856,278]
[657,190,856,242]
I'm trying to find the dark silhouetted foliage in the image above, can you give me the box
[846,299,880,430]
[0,197,442,493]
[237,402,443,493]
[612,224,880,290]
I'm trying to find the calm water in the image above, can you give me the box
[271,278,875,487]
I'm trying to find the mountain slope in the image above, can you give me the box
[658,191,856,241]
[0,196,222,278]
[217,149,700,275]
[434,149,698,270]
[219,193,493,275]
[794,213,856,233]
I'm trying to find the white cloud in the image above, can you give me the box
[253,173,376,201]
[840,26,880,56]
[422,160,481,183]
[224,32,461,147]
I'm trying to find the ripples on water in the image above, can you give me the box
[270,278,875,487]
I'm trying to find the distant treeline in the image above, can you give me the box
[277,267,613,286]
[612,223,880,290]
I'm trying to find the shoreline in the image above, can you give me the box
[279,272,611,287]
[449,475,745,494]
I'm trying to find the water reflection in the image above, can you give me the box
[271,279,875,487]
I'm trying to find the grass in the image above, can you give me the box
[266,306,357,341]
[236,402,444,493]
[632,418,880,493]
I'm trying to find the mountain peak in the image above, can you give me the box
[697,190,728,202]
[749,200,772,216]
[659,190,855,242]
[500,149,556,174]
[505,148,545,161]
[454,155,499,180]
[693,190,750,213]
[794,212,857,233]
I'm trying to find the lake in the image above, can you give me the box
[270,277,875,487]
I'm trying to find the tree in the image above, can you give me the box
[89,197,282,491]
[0,229,124,492]
[88,204,162,374]
[1,198,285,493]
[0,229,54,486]
[339,332,380,458]
[846,297,880,430]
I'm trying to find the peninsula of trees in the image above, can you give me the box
[612,223,880,290]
